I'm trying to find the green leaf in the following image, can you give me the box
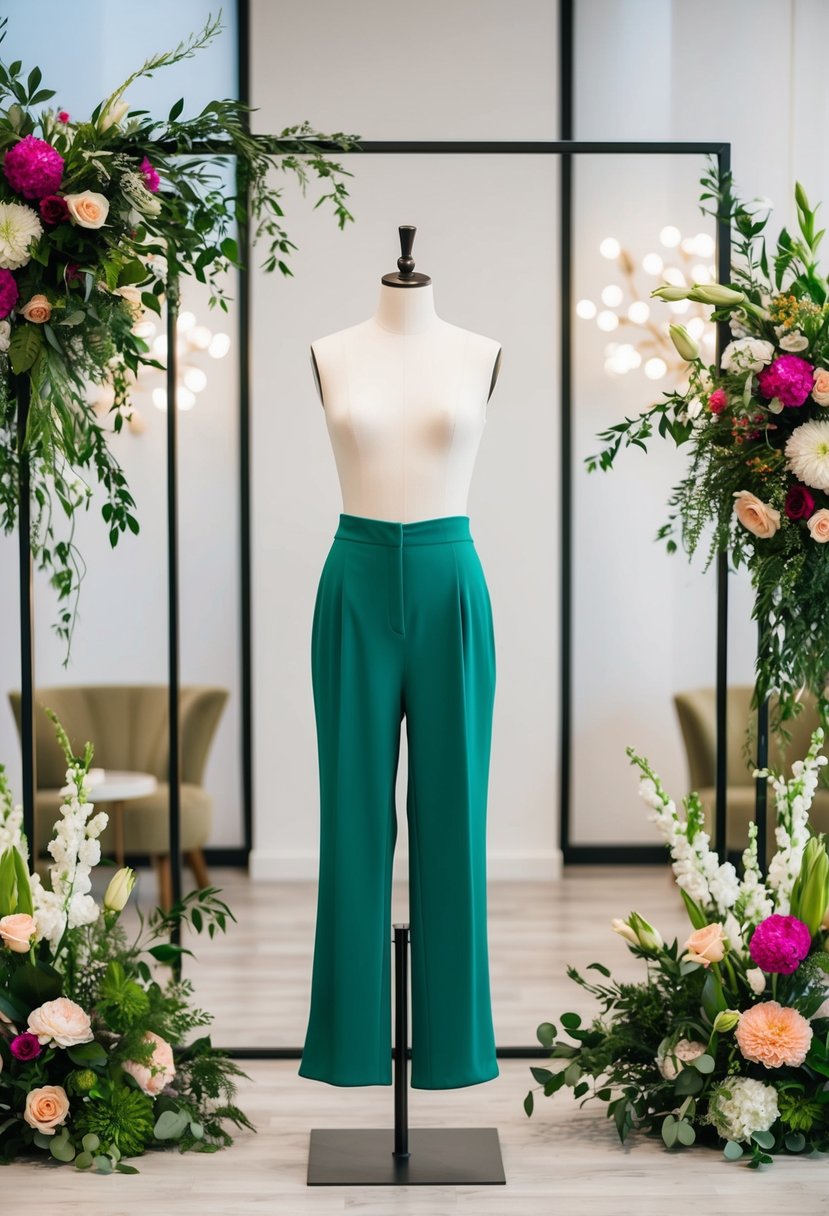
[11,845,33,915]
[67,1040,107,1066]
[50,1133,75,1163]
[530,1067,554,1085]
[701,971,727,1019]
[523,1090,534,1117]
[560,1012,582,1031]
[74,1151,94,1170]
[676,1120,696,1146]
[10,960,62,1008]
[93,1154,113,1173]
[586,962,611,977]
[189,1121,204,1139]
[148,943,194,964]
[785,1132,806,1153]
[118,260,150,287]
[9,325,44,375]
[141,291,162,315]
[751,1129,775,1150]
[154,1108,190,1140]
[563,1062,582,1086]
[82,1133,100,1153]
[536,1021,556,1047]
[692,1053,715,1074]
[116,1163,140,1174]
[661,1115,677,1148]
[543,1072,566,1096]
[723,1139,744,1160]
[168,97,185,121]
[221,236,239,262]
[674,1068,704,1096]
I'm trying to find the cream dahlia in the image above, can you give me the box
[0,201,43,270]
[785,419,829,492]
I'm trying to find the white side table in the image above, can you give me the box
[87,770,158,868]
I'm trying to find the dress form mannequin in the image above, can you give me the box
[309,225,502,523]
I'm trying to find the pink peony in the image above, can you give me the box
[735,1000,813,1069]
[757,354,815,408]
[39,194,69,226]
[785,483,816,521]
[139,156,160,193]
[121,1030,176,1095]
[0,268,19,319]
[749,913,812,974]
[708,388,728,414]
[3,134,64,200]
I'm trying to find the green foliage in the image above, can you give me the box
[72,1076,156,1158]
[0,12,360,658]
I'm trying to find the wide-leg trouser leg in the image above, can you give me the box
[298,535,403,1085]
[298,513,498,1089]
[403,538,498,1089]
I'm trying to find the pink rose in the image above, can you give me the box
[813,368,829,407]
[708,388,728,414]
[121,1030,176,1095]
[683,922,727,968]
[23,1084,69,1135]
[807,508,829,542]
[27,997,94,1048]
[19,294,51,324]
[733,490,781,539]
[0,912,37,953]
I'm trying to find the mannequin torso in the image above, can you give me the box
[310,282,502,522]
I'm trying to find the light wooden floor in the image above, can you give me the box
[4,866,829,1212]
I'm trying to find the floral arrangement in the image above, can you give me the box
[0,12,358,655]
[0,710,251,1174]
[524,728,829,1167]
[587,167,829,722]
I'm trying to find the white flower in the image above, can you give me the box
[707,1077,779,1143]
[656,1038,707,1080]
[0,201,43,270]
[746,967,766,995]
[0,319,10,353]
[99,97,130,130]
[785,419,829,492]
[778,329,809,353]
[720,337,775,375]
[686,397,704,419]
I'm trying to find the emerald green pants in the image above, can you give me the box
[298,512,499,1089]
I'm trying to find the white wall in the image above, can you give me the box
[248,0,562,880]
[568,0,829,844]
[0,3,245,846]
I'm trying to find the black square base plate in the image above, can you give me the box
[307,1126,506,1185]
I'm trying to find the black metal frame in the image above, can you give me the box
[11,0,735,1062]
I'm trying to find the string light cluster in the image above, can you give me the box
[577,227,717,383]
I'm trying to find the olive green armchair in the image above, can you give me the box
[673,686,829,855]
[8,684,228,910]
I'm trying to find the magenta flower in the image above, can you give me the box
[57,111,70,124]
[39,194,69,226]
[785,483,816,521]
[3,134,64,200]
[757,354,815,408]
[0,269,19,319]
[708,388,728,414]
[9,1032,42,1061]
[749,913,812,974]
[139,156,160,193]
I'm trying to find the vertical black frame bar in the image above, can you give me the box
[714,141,732,858]
[166,272,183,959]
[16,374,35,856]
[237,0,254,860]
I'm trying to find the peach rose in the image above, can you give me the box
[19,294,51,324]
[733,490,781,539]
[23,1084,69,1135]
[735,1000,813,1068]
[813,368,829,406]
[807,509,829,542]
[0,913,37,953]
[121,1030,176,1096]
[27,997,94,1048]
[683,922,727,968]
[64,190,109,229]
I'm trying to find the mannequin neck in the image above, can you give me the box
[372,282,439,334]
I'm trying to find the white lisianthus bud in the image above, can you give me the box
[687,283,745,307]
[712,1009,741,1034]
[669,324,700,362]
[104,867,136,914]
[611,917,638,946]
[612,912,663,951]
[99,97,130,130]
[650,285,691,302]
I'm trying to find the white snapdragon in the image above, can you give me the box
[30,760,109,950]
[760,731,826,911]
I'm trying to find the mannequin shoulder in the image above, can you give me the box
[443,323,503,403]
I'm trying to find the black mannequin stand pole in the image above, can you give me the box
[306,923,506,1186]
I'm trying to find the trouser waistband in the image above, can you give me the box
[334,513,473,546]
